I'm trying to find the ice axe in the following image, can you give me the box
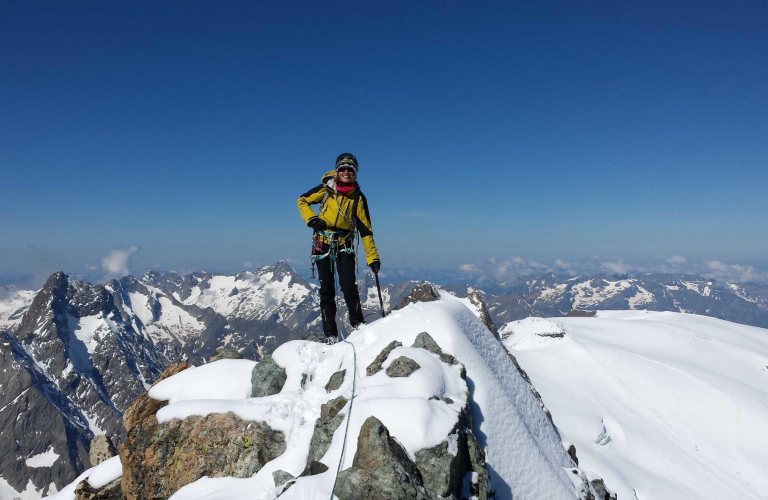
[374,270,386,318]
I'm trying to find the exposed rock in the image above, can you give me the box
[393,283,440,310]
[251,354,287,397]
[385,356,421,378]
[301,461,329,477]
[74,478,122,500]
[590,477,617,500]
[465,290,499,338]
[272,469,294,487]
[414,437,465,499]
[335,416,429,500]
[307,396,348,465]
[207,347,244,363]
[120,411,285,500]
[123,362,191,431]
[302,332,325,343]
[366,341,402,376]
[325,369,346,392]
[566,442,579,466]
[466,428,490,499]
[566,309,597,317]
[411,331,457,365]
[89,435,116,466]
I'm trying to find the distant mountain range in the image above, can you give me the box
[1,263,767,497]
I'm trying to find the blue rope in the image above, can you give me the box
[329,339,357,500]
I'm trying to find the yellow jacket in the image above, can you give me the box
[297,170,380,265]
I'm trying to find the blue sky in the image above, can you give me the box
[1,1,767,285]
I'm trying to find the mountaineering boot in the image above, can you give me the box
[322,335,338,346]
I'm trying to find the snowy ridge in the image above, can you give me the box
[0,287,37,332]
[502,310,768,499]
[51,300,593,499]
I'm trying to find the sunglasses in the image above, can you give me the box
[337,165,356,173]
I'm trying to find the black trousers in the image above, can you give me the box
[316,250,365,337]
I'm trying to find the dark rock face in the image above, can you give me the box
[250,355,287,397]
[566,310,597,317]
[465,290,499,338]
[325,369,346,392]
[393,283,440,310]
[120,410,285,500]
[307,396,348,465]
[89,435,116,466]
[589,477,618,500]
[411,331,457,365]
[74,478,122,500]
[207,347,245,363]
[385,356,421,378]
[335,416,430,500]
[366,341,402,376]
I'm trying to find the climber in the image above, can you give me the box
[297,153,381,344]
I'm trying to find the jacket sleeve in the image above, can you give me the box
[355,193,380,265]
[297,185,326,225]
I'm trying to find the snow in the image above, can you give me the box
[627,285,654,309]
[25,447,59,468]
[67,314,107,354]
[149,300,580,500]
[181,272,311,321]
[502,310,768,500]
[45,456,122,500]
[0,477,47,500]
[0,289,36,331]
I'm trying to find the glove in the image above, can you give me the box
[370,260,381,274]
[307,218,327,231]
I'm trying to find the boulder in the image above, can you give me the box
[411,331,457,365]
[251,354,287,398]
[89,435,116,467]
[120,411,285,500]
[74,478,121,500]
[272,469,294,487]
[393,283,440,310]
[335,416,429,500]
[325,369,346,392]
[123,362,191,431]
[385,356,421,378]
[565,309,597,317]
[208,347,244,363]
[366,341,402,376]
[307,396,348,465]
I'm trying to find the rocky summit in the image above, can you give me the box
[48,299,614,500]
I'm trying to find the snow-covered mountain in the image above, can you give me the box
[49,299,612,500]
[501,311,768,499]
[3,263,768,498]
[484,273,768,329]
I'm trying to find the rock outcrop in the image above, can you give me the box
[393,283,440,310]
[307,396,349,465]
[366,340,402,376]
[335,416,431,500]
[385,356,421,377]
[89,435,116,467]
[74,478,122,500]
[250,354,287,397]
[208,346,245,362]
[121,411,285,500]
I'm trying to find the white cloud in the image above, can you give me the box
[704,261,767,283]
[667,255,687,265]
[555,259,571,270]
[85,264,98,271]
[243,261,253,269]
[100,246,139,278]
[459,263,480,273]
[600,261,632,274]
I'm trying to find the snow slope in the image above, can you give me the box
[50,300,585,500]
[501,311,768,500]
[0,288,36,332]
